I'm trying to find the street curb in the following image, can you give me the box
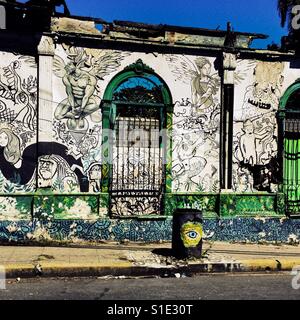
[4,263,241,278]
[239,259,300,272]
[4,258,300,278]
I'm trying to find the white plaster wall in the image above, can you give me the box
[233,58,300,192]
[52,45,221,194]
[0,51,37,193]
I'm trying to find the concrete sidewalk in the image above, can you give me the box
[1,241,300,278]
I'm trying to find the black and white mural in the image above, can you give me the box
[232,60,284,192]
[0,45,293,221]
[52,45,129,192]
[0,53,37,193]
[166,55,221,192]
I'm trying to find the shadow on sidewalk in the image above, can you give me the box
[152,248,174,257]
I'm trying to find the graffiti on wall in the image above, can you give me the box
[180,221,203,248]
[34,195,99,221]
[1,214,297,243]
[0,55,37,195]
[53,45,129,193]
[53,49,101,132]
[53,46,128,130]
[166,55,221,192]
[233,61,283,192]
[38,154,80,192]
[87,162,101,193]
[0,139,87,193]
[235,61,284,121]
[53,120,102,165]
[0,196,32,220]
[0,56,37,131]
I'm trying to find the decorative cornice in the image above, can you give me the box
[38,36,55,56]
[223,52,237,70]
[124,59,154,75]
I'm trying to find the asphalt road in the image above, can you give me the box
[0,273,299,300]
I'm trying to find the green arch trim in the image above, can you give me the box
[102,59,173,105]
[101,59,174,215]
[278,79,300,198]
[279,78,300,110]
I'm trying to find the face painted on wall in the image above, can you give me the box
[0,132,8,147]
[249,61,284,110]
[39,159,57,180]
[89,164,101,180]
[242,120,254,134]
[180,221,203,248]
[201,63,211,77]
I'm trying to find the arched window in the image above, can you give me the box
[285,89,300,111]
[112,76,165,104]
[279,80,300,216]
[101,59,173,217]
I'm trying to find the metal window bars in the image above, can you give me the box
[109,76,166,217]
[283,112,300,215]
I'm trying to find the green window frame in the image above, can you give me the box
[100,59,173,216]
[279,78,300,215]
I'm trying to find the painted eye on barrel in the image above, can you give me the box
[186,230,199,239]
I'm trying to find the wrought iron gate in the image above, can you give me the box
[283,115,300,215]
[109,104,165,216]
[102,61,172,217]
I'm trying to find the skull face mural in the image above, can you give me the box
[236,61,284,121]
[233,61,284,192]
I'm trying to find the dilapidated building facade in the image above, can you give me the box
[0,1,300,243]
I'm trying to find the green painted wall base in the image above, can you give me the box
[0,192,286,221]
[218,192,285,217]
[165,192,285,218]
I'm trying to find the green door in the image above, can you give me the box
[283,126,300,214]
[280,82,300,216]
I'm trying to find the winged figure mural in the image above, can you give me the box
[53,46,129,131]
[165,55,221,113]
[165,55,251,112]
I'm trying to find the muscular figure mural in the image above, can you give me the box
[53,47,129,131]
[54,62,99,130]
[50,47,130,192]
[54,57,100,131]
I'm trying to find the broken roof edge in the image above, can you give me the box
[50,15,269,50]
[0,1,268,44]
[57,15,268,39]
[110,20,268,39]
[50,31,295,58]
[54,13,107,24]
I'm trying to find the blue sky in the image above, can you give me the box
[22,0,288,48]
